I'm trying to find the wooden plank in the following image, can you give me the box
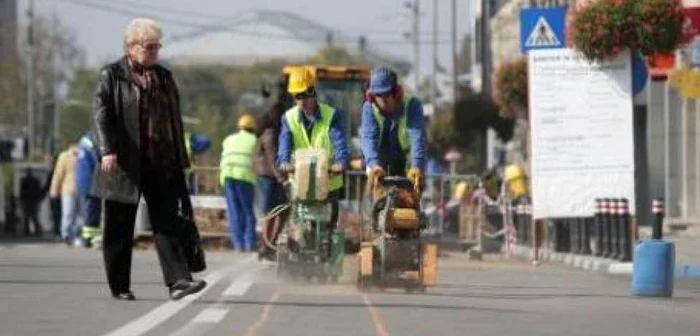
[359,243,373,276]
[422,243,438,286]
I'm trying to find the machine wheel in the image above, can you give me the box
[276,241,292,280]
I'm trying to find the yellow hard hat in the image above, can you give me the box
[238,114,256,130]
[453,181,470,201]
[287,67,316,94]
[504,164,525,182]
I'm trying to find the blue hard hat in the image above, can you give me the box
[368,65,398,95]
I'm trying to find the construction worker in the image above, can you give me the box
[183,131,211,194]
[277,67,348,229]
[360,65,426,185]
[220,114,258,252]
[76,131,101,247]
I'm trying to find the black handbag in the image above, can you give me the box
[178,193,207,273]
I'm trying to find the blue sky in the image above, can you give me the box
[21,0,475,76]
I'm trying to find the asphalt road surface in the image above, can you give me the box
[1,241,699,336]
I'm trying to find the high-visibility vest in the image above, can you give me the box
[184,132,193,174]
[184,132,193,160]
[371,95,414,170]
[219,130,257,185]
[285,103,343,191]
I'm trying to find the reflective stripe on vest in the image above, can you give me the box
[285,103,343,191]
[219,130,257,185]
[184,132,193,174]
[371,95,413,168]
[184,132,193,160]
[79,136,94,149]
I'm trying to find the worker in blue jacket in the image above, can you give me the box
[360,65,426,185]
[76,131,101,247]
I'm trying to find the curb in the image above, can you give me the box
[511,246,700,279]
[510,245,632,276]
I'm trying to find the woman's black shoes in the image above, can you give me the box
[112,291,136,301]
[169,280,207,301]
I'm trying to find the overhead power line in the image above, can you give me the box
[60,0,459,47]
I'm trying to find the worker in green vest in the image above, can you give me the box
[360,65,426,185]
[277,67,349,229]
[220,114,258,252]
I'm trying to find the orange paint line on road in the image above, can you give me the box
[362,294,389,336]
[243,289,281,336]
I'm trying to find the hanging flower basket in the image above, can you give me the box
[568,0,632,62]
[631,0,684,56]
[568,0,684,62]
[493,57,528,119]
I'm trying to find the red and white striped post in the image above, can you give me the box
[652,198,665,240]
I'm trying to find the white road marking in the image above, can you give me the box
[223,265,265,297]
[167,259,269,336]
[103,255,255,336]
[192,307,229,323]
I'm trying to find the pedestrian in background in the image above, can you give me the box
[20,169,43,237]
[91,18,205,301]
[220,114,258,252]
[50,144,82,246]
[255,96,287,215]
[42,154,62,238]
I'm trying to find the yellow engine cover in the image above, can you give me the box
[388,208,419,230]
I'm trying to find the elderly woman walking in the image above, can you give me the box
[91,18,205,301]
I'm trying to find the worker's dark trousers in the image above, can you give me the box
[102,174,192,296]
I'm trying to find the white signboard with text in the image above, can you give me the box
[528,48,635,218]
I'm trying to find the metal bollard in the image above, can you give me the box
[593,198,603,256]
[620,198,631,261]
[570,217,579,254]
[611,198,622,260]
[524,204,532,246]
[581,216,592,255]
[514,204,523,245]
[602,198,612,258]
[652,198,664,240]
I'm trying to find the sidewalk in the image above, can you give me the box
[509,228,700,279]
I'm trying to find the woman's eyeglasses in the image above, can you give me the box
[141,42,162,52]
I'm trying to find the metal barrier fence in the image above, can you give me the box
[499,196,641,263]
[339,171,485,250]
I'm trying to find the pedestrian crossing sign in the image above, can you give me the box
[520,7,567,53]
[526,17,560,47]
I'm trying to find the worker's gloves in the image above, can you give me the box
[279,163,293,177]
[330,163,344,175]
[366,166,386,179]
[407,168,424,186]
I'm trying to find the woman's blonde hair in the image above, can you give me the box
[123,18,162,52]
